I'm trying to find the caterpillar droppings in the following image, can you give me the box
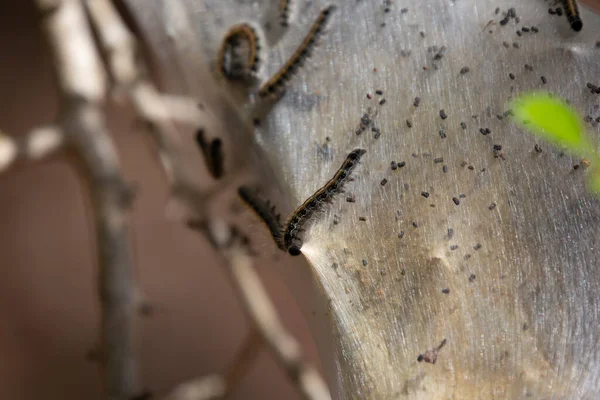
[282,148,366,256]
[258,5,336,97]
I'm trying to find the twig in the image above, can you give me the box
[78,1,331,398]
[222,329,263,398]
[193,221,332,400]
[35,1,138,399]
[163,375,226,400]
[85,0,216,218]
[0,126,64,173]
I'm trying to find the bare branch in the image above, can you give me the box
[0,126,64,173]
[222,329,263,398]
[192,221,331,400]
[85,0,210,217]
[163,375,226,400]
[79,1,332,398]
[224,246,331,400]
[35,1,138,400]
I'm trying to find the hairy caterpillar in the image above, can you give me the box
[561,0,583,32]
[282,149,366,256]
[258,5,336,97]
[218,23,261,80]
[238,186,284,247]
[195,129,224,179]
[280,0,292,27]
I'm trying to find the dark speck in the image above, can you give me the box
[460,66,470,75]
[420,31,426,38]
[398,161,406,168]
[443,165,448,173]
[375,90,383,95]
[362,259,368,266]
[503,41,510,48]
[531,26,539,32]
[434,157,444,163]
[406,119,412,128]
[401,7,408,13]
[381,178,388,186]
[469,274,476,282]
[391,161,398,170]
[460,122,467,129]
[412,221,419,228]
[450,245,458,251]
[442,288,450,294]
[516,30,522,37]
[447,228,454,239]
[541,76,547,84]
[513,42,520,49]
[398,231,405,239]
[452,197,460,205]
[440,109,448,120]
[439,128,447,139]
[489,202,497,210]
[509,73,515,80]
[473,243,482,250]
[534,144,542,153]
[521,26,530,32]
[422,191,430,198]
[413,97,421,107]
[359,216,367,221]
[379,98,386,105]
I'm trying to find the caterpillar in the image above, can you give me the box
[561,0,583,32]
[258,5,336,97]
[282,149,366,256]
[218,23,261,80]
[195,128,224,179]
[280,0,292,27]
[238,186,284,247]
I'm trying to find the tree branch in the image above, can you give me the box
[0,126,64,173]
[35,1,138,399]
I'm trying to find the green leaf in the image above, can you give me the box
[510,92,594,158]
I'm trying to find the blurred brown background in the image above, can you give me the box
[0,1,322,399]
[1,1,600,399]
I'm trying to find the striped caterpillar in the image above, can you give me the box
[561,0,583,32]
[238,186,284,248]
[282,148,366,256]
[280,0,292,27]
[238,149,366,256]
[218,23,261,80]
[195,128,224,179]
[258,5,336,97]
